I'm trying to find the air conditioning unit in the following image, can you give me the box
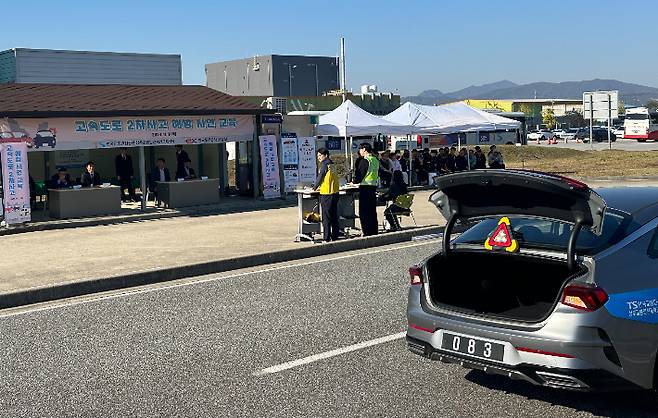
[266,97,287,114]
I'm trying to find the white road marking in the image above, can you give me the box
[253,332,407,376]
[0,240,437,318]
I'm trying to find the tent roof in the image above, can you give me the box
[316,100,411,136]
[384,102,520,134]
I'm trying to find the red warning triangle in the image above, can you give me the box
[487,222,512,248]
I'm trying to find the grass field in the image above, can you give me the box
[500,145,658,177]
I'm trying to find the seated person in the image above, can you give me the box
[176,159,197,180]
[381,171,409,231]
[80,161,102,187]
[50,168,72,189]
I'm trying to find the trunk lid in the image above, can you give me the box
[430,170,606,234]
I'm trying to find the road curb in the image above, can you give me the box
[0,225,443,310]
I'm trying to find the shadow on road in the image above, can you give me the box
[465,370,658,418]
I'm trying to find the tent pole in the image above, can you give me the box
[349,136,354,181]
[139,146,146,211]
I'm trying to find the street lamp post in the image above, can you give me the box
[285,63,297,96]
[307,63,319,96]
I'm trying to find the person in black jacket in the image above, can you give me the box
[177,159,197,180]
[175,145,190,178]
[115,148,136,201]
[382,171,409,231]
[50,168,72,189]
[149,158,171,206]
[81,161,102,187]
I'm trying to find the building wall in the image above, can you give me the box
[0,49,16,83]
[462,99,514,112]
[4,48,182,85]
[206,55,339,97]
[270,55,339,97]
[206,56,275,96]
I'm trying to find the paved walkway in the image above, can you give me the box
[0,190,441,296]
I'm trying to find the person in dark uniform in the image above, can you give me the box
[175,145,190,178]
[178,159,197,180]
[50,167,72,189]
[381,170,409,231]
[149,158,171,206]
[81,161,101,187]
[314,147,340,242]
[352,142,380,236]
[115,147,136,201]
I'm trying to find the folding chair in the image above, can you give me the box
[392,193,417,227]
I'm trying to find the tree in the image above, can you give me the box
[542,108,557,129]
[646,100,658,111]
[618,101,625,115]
[562,110,586,128]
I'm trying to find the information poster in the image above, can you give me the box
[258,135,281,199]
[0,142,32,224]
[281,133,299,193]
[298,137,317,185]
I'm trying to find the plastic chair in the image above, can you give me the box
[392,193,417,227]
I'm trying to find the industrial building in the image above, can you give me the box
[205,55,340,97]
[0,48,182,85]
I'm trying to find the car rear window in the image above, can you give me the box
[455,210,629,255]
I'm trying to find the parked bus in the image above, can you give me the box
[623,107,658,141]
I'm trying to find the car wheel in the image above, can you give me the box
[540,136,545,141]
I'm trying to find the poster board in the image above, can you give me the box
[281,133,299,193]
[297,137,317,185]
[1,142,32,224]
[258,135,281,199]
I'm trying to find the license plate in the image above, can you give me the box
[441,333,504,361]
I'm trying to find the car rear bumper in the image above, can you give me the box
[406,335,640,391]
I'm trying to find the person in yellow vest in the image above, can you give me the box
[352,142,380,236]
[314,147,341,242]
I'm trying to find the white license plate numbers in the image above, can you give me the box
[441,333,504,361]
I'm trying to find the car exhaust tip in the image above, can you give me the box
[535,371,589,389]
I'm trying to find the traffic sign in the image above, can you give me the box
[583,91,618,120]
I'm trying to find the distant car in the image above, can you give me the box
[406,170,658,391]
[560,129,578,141]
[552,129,567,139]
[584,128,617,143]
[613,126,625,139]
[33,129,56,148]
[527,130,556,141]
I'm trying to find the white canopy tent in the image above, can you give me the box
[384,101,522,176]
[383,101,521,134]
[316,100,412,179]
[316,99,412,136]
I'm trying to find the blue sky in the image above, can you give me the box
[2,0,657,95]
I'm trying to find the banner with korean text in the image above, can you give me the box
[297,137,317,185]
[0,114,254,151]
[0,142,31,224]
[281,133,299,193]
[258,135,281,199]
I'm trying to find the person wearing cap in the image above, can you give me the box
[352,142,380,236]
[50,167,72,189]
[314,147,340,242]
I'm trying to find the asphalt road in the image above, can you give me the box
[1,241,658,418]
[532,139,658,151]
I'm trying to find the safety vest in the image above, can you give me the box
[319,161,340,195]
[361,154,380,186]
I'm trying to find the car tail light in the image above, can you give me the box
[409,266,423,285]
[561,284,608,311]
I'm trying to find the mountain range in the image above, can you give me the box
[402,79,658,106]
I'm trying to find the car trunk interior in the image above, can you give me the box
[427,250,585,322]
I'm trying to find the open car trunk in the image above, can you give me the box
[426,250,586,322]
[425,170,606,323]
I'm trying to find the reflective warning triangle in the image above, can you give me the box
[484,217,519,253]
